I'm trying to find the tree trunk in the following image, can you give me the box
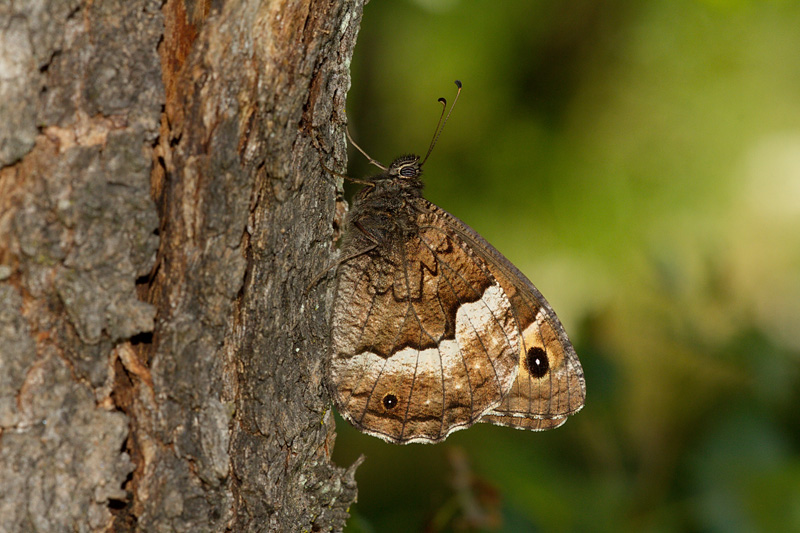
[0,0,363,531]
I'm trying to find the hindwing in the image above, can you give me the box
[329,207,521,444]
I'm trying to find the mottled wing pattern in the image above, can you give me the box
[421,201,586,429]
[330,213,520,443]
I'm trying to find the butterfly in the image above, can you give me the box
[328,81,585,444]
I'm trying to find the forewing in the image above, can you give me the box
[420,202,586,430]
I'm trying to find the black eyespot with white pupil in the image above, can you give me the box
[526,347,549,378]
[382,394,398,409]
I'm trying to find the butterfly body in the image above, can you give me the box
[341,155,424,253]
[328,154,585,444]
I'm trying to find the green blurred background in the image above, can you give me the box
[331,1,800,531]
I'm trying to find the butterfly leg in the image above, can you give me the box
[306,241,379,293]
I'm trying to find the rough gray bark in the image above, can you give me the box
[0,0,363,531]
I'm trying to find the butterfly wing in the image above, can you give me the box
[329,212,520,444]
[421,201,586,430]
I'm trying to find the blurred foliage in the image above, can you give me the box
[331,1,800,531]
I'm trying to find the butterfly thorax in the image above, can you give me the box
[344,155,425,251]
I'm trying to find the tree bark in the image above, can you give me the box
[0,0,363,531]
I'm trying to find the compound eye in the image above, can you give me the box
[399,166,417,178]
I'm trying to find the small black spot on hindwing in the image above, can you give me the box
[383,393,399,409]
[526,347,549,378]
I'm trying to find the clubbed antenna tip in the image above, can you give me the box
[422,81,463,166]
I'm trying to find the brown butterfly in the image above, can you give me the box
[328,81,585,444]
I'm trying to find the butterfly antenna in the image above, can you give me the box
[346,126,388,171]
[421,80,462,166]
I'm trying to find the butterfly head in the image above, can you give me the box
[348,81,462,189]
[386,155,422,181]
